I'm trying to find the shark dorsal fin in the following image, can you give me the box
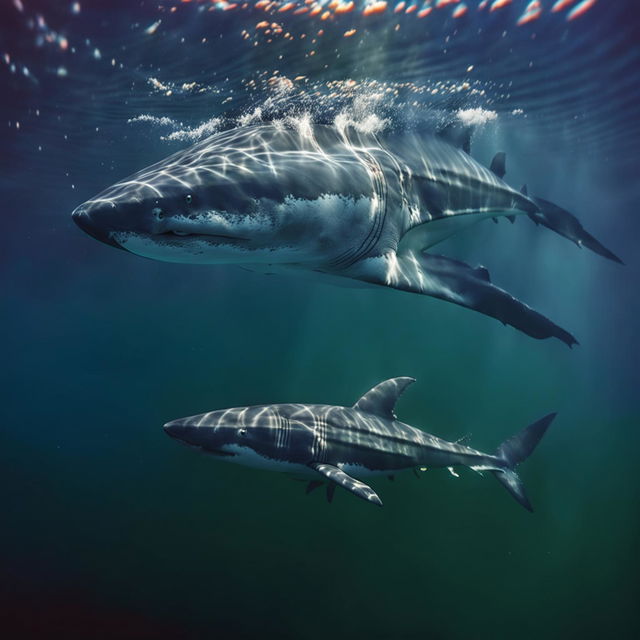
[490,152,506,179]
[353,377,416,419]
[437,123,472,154]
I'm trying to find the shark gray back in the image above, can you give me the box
[72,122,622,345]
[164,377,556,511]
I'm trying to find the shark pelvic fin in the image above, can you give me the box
[490,152,506,179]
[354,377,416,419]
[306,480,323,494]
[310,462,383,507]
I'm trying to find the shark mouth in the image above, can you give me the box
[157,230,246,241]
[110,231,254,263]
[113,231,247,245]
[164,433,237,457]
[202,448,237,458]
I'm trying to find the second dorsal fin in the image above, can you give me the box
[353,377,416,419]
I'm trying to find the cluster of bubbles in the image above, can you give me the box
[129,70,509,145]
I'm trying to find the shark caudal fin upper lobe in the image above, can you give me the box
[492,413,556,512]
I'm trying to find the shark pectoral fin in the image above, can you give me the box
[355,251,577,347]
[530,196,623,264]
[309,462,383,507]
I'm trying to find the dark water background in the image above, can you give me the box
[2,1,639,638]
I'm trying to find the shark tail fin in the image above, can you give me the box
[529,197,623,264]
[492,413,556,512]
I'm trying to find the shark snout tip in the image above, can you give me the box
[163,420,182,436]
[71,203,87,223]
[72,201,123,249]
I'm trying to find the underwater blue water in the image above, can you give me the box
[1,1,639,638]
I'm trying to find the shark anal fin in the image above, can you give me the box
[310,462,383,507]
[355,251,578,347]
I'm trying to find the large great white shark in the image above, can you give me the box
[72,121,621,345]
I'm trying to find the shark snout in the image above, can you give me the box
[163,420,188,439]
[72,201,124,249]
[163,419,236,457]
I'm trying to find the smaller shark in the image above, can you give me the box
[164,377,555,510]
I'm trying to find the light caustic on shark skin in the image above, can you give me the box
[72,120,622,346]
[164,377,557,510]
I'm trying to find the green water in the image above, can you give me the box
[3,251,638,637]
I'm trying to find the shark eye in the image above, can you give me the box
[185,194,193,205]
[238,428,247,437]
